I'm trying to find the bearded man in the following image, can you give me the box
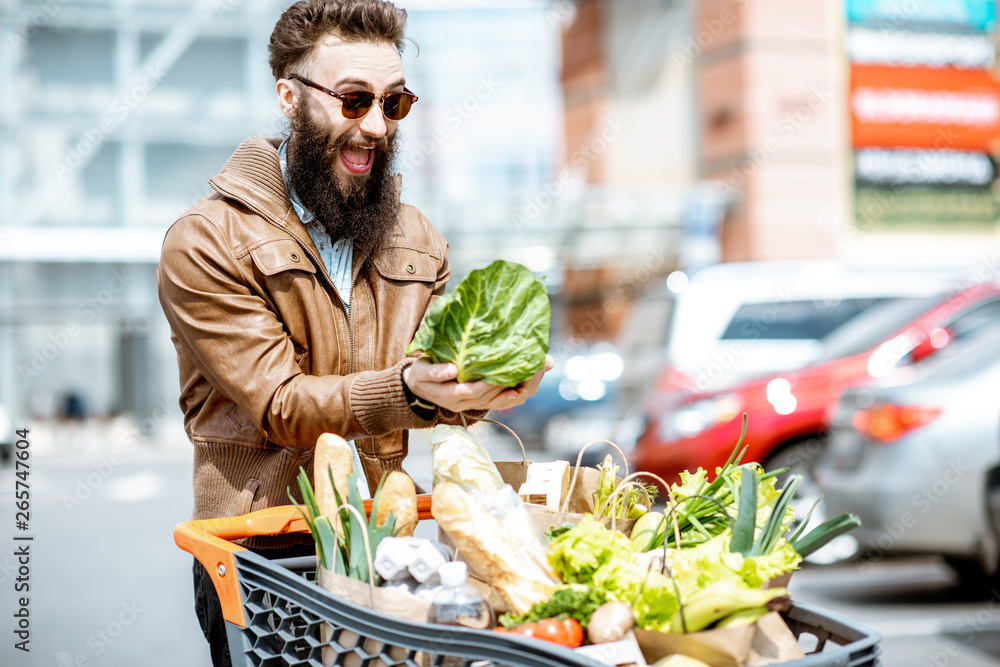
[156,1,551,663]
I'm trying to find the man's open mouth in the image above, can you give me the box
[339,145,374,174]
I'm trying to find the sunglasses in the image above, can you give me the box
[288,74,418,121]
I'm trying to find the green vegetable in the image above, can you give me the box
[729,468,758,555]
[630,511,665,552]
[593,455,619,517]
[591,557,678,631]
[405,259,550,387]
[547,515,632,584]
[545,522,577,540]
[543,515,678,632]
[792,512,862,557]
[288,466,397,583]
[664,530,801,596]
[498,584,608,629]
[749,475,800,557]
[592,454,657,520]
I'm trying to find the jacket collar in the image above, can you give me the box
[208,136,406,270]
[209,137,299,229]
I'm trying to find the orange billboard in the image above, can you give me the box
[850,64,1000,152]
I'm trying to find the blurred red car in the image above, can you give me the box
[631,282,1000,488]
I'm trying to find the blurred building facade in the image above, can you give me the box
[6,0,990,433]
[0,0,572,428]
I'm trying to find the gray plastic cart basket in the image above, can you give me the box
[174,503,881,667]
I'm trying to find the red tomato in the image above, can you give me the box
[495,618,583,648]
[560,618,584,648]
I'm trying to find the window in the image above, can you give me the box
[720,298,890,341]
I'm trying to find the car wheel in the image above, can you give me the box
[944,556,999,596]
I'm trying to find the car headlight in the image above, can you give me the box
[657,394,744,443]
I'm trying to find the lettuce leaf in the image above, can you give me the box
[547,515,632,584]
[738,539,801,588]
[406,259,550,387]
[664,530,801,596]
[591,556,678,631]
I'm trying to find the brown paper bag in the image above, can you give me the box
[747,612,806,665]
[634,624,756,666]
[634,612,806,667]
[489,429,638,535]
[318,567,431,667]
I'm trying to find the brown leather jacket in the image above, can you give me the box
[157,137,459,545]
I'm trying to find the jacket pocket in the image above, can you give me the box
[249,239,318,276]
[227,403,256,433]
[237,477,260,516]
[372,246,439,283]
[292,344,309,370]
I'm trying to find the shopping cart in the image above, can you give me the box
[174,499,882,667]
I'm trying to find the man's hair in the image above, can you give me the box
[268,0,408,81]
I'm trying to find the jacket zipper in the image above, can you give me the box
[211,185,356,373]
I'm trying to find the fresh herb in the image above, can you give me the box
[498,584,608,629]
[545,521,577,540]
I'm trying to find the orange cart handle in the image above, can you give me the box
[174,495,433,627]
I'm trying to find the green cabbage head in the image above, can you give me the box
[405,259,550,387]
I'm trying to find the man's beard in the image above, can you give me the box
[286,97,401,258]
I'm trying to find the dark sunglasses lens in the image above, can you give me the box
[382,93,413,120]
[339,92,375,119]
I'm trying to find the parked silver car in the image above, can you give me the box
[817,327,1000,587]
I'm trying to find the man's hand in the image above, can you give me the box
[403,355,555,413]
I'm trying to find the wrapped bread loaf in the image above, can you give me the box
[314,432,353,533]
[377,471,418,537]
[432,482,556,615]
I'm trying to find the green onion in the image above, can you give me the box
[730,469,758,555]
[792,512,862,558]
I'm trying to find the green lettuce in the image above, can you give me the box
[592,556,678,631]
[664,530,801,596]
[547,515,632,584]
[405,259,550,387]
[546,517,678,632]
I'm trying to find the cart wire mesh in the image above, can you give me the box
[226,550,881,667]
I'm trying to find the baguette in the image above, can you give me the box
[377,471,418,537]
[432,482,556,615]
[314,432,353,531]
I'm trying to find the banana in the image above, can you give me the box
[714,605,770,628]
[669,581,787,633]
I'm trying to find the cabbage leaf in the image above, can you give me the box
[406,259,550,387]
